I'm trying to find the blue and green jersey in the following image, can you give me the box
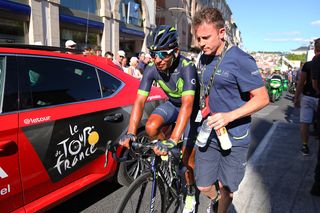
[138,55,198,107]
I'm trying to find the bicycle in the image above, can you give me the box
[107,140,186,213]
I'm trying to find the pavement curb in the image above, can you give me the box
[249,121,279,164]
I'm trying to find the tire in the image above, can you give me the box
[116,172,166,213]
[117,130,151,186]
[271,93,277,103]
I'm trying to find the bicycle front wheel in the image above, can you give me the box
[116,172,166,213]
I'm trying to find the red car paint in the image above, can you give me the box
[0,46,166,212]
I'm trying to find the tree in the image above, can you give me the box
[285,53,306,63]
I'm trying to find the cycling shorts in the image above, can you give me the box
[152,101,200,148]
[195,140,249,192]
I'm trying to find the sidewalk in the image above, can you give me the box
[231,121,320,213]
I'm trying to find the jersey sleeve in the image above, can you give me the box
[234,49,264,92]
[181,59,197,96]
[137,65,154,96]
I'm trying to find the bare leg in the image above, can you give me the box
[300,122,309,145]
[145,114,165,140]
[217,181,233,213]
[182,146,195,185]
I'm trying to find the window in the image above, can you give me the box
[119,0,142,27]
[1,56,19,113]
[0,18,26,43]
[60,0,100,15]
[18,57,101,110]
[97,69,123,98]
[0,57,5,112]
[60,28,101,50]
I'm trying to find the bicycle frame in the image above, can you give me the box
[109,141,184,212]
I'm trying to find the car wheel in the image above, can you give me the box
[117,130,150,186]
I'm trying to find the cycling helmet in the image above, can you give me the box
[147,25,178,51]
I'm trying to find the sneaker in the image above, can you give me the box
[300,144,309,156]
[311,181,320,196]
[183,195,196,213]
[206,199,219,213]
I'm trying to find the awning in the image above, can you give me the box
[59,14,104,30]
[0,0,30,15]
[120,25,144,38]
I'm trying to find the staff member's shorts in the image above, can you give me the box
[300,95,319,124]
[195,139,249,192]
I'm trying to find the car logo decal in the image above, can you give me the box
[0,167,8,179]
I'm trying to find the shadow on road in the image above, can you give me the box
[48,180,122,213]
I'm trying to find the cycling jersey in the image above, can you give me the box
[138,55,198,107]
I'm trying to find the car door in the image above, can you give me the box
[16,55,129,211]
[0,56,24,212]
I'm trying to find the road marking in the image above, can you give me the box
[0,167,8,179]
[249,121,279,164]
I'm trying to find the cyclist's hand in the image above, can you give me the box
[153,139,176,156]
[119,133,136,148]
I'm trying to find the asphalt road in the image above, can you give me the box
[48,91,297,213]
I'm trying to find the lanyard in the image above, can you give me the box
[198,41,230,109]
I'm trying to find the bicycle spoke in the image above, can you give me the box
[119,176,163,213]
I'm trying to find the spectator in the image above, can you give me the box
[311,37,320,196]
[192,7,269,212]
[83,46,94,56]
[294,61,319,156]
[127,56,142,79]
[105,51,114,61]
[65,40,76,54]
[113,50,126,71]
[94,46,102,56]
[122,57,129,73]
[137,52,152,74]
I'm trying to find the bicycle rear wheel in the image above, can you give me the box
[116,172,166,213]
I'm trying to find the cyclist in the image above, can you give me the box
[120,25,200,213]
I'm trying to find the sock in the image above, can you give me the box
[187,184,195,196]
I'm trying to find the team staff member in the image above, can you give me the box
[192,7,269,213]
[120,25,200,213]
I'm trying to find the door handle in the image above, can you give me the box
[104,113,123,122]
[0,140,18,156]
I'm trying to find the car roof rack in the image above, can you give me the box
[0,43,82,54]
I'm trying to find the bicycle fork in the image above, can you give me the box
[149,156,159,213]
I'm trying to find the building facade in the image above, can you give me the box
[0,0,241,56]
[155,0,242,52]
[0,0,156,57]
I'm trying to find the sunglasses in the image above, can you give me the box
[150,49,175,59]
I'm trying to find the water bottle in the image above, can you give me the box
[196,117,212,147]
[216,127,232,150]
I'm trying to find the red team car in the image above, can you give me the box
[0,44,166,212]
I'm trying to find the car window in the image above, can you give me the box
[97,68,123,98]
[0,56,19,113]
[18,56,101,110]
[0,57,4,112]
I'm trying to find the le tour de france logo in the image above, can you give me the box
[53,124,100,175]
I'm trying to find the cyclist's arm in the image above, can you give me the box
[126,67,154,141]
[127,94,148,135]
[170,94,194,143]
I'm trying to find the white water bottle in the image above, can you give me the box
[196,118,212,147]
[216,127,232,150]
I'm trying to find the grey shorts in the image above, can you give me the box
[300,95,319,123]
[195,139,249,192]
